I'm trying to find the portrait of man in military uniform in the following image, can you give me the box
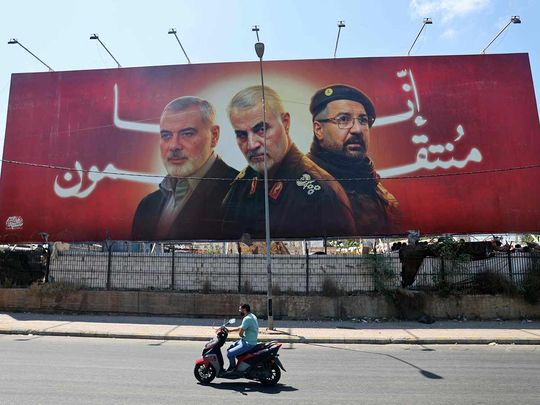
[132,96,238,240]
[222,85,355,239]
[307,84,399,235]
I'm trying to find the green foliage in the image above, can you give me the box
[520,234,539,244]
[472,271,518,296]
[522,255,540,304]
[367,253,396,293]
[432,237,471,262]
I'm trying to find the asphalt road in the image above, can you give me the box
[1,335,539,404]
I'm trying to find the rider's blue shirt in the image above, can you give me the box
[241,313,259,345]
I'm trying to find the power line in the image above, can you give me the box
[1,158,539,182]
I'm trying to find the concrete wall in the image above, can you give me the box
[1,288,538,320]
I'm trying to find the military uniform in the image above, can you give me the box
[222,144,356,239]
[307,142,399,236]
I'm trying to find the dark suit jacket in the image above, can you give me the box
[132,157,238,241]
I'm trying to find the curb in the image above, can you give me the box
[1,329,539,345]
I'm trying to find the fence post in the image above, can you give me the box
[237,242,242,293]
[507,250,513,281]
[106,243,113,290]
[171,244,175,289]
[305,240,310,295]
[440,256,445,285]
[44,243,51,283]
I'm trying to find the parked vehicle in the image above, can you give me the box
[193,318,285,386]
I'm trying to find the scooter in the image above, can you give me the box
[193,318,286,386]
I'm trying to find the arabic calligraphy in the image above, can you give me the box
[54,162,161,198]
[375,68,482,178]
[113,84,160,134]
[379,148,482,178]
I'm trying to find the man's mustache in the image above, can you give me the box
[344,134,366,150]
[167,149,188,160]
[247,148,267,159]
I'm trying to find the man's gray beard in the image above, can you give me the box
[249,158,275,174]
[164,160,195,178]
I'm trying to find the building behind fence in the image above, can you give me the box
[49,247,539,294]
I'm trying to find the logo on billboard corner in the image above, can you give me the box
[5,216,24,230]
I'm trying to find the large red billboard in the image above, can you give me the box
[0,53,539,242]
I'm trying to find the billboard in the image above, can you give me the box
[1,53,539,242]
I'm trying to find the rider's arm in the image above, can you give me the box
[227,326,239,332]
[227,326,245,337]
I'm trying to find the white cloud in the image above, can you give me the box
[441,27,457,39]
[410,0,491,23]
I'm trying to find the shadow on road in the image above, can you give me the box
[310,343,444,380]
[201,382,298,395]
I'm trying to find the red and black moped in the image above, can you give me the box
[194,318,285,386]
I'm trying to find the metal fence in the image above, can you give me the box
[48,246,540,295]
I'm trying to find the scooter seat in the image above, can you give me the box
[245,343,266,354]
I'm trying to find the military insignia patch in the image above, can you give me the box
[249,176,258,195]
[296,173,322,195]
[324,87,333,96]
[269,181,284,200]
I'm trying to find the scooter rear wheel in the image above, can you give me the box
[194,363,216,384]
[259,362,281,386]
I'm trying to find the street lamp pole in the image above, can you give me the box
[254,40,273,330]
[407,18,432,56]
[333,21,345,58]
[90,33,121,68]
[8,39,54,71]
[481,16,521,54]
[168,28,191,64]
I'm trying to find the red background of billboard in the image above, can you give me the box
[1,53,539,242]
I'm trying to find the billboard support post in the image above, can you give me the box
[171,244,175,290]
[305,240,310,295]
[237,242,242,293]
[106,243,113,290]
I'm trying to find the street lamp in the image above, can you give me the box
[90,33,121,68]
[252,25,260,42]
[481,16,521,54]
[407,18,433,56]
[7,38,54,71]
[168,28,191,64]
[334,20,345,58]
[254,39,274,331]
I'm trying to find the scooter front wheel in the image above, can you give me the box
[194,363,216,384]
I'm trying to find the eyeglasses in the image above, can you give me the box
[316,114,373,129]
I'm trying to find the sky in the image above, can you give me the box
[0,0,538,174]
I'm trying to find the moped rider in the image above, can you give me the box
[225,303,259,371]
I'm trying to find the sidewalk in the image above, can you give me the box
[1,312,539,344]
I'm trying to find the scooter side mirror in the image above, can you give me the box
[228,318,236,325]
